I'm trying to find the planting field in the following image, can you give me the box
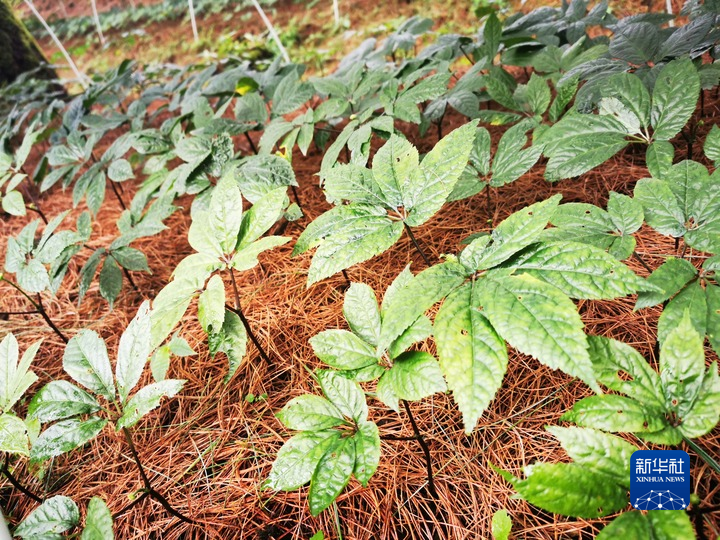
[0,0,719,538]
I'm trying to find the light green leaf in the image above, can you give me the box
[434,282,507,433]
[277,395,346,431]
[651,58,700,141]
[99,257,122,309]
[317,369,367,423]
[0,333,38,412]
[266,431,341,491]
[635,258,697,309]
[491,123,543,188]
[371,135,418,208]
[198,275,226,334]
[150,347,170,382]
[604,72,651,128]
[607,192,643,235]
[116,301,152,402]
[28,381,101,422]
[491,509,512,540]
[461,195,562,271]
[31,417,107,461]
[310,330,378,371]
[657,281,707,344]
[237,187,288,248]
[14,495,79,540]
[598,510,694,540]
[63,330,115,399]
[646,141,674,178]
[209,173,244,255]
[707,283,720,355]
[679,363,720,439]
[512,463,628,518]
[526,73,551,115]
[660,311,706,419]
[352,421,380,487]
[385,351,446,401]
[378,262,467,352]
[0,412,30,455]
[508,241,650,300]
[231,236,290,272]
[405,121,478,226]
[212,309,248,383]
[634,178,685,237]
[187,210,222,258]
[150,279,197,350]
[343,283,381,347]
[108,159,133,182]
[587,336,665,410]
[308,435,356,516]
[81,497,114,540]
[2,190,26,216]
[322,164,387,206]
[116,379,185,429]
[387,314,433,359]
[704,124,720,167]
[480,273,598,391]
[546,426,634,486]
[561,395,665,432]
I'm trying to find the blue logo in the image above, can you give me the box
[631,450,690,510]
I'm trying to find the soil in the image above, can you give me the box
[2,2,720,540]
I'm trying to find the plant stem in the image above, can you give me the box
[403,223,432,268]
[1,457,43,504]
[26,204,48,224]
[109,181,127,211]
[122,267,139,292]
[244,132,258,154]
[1,278,68,343]
[401,399,438,499]
[291,185,303,209]
[632,251,654,274]
[341,269,351,288]
[683,436,720,475]
[0,310,40,316]
[121,428,193,524]
[485,183,493,226]
[226,269,272,364]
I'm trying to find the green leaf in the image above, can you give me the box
[198,275,226,334]
[208,173,244,254]
[149,279,197,350]
[680,362,720,439]
[150,347,171,382]
[316,370,367,423]
[704,124,720,167]
[99,256,123,309]
[387,314,433,359]
[604,72,651,128]
[660,311,706,418]
[306,210,403,285]
[0,412,30,455]
[508,241,650,300]
[343,283,381,347]
[434,282,507,433]
[352,422,380,487]
[607,192,643,235]
[323,164,386,206]
[0,333,38,412]
[561,395,665,432]
[237,187,288,248]
[378,262,468,352]
[81,497,114,540]
[63,330,115,399]
[651,58,700,141]
[28,381,101,422]
[546,426,634,485]
[2,190,26,216]
[116,301,152,402]
[371,135,418,208]
[231,236,290,272]
[635,258,697,309]
[646,141,674,178]
[657,280,707,344]
[277,395,345,431]
[111,247,149,272]
[176,136,212,162]
[308,435,356,516]
[266,431,341,491]
[525,73,551,115]
[405,120,478,226]
[707,283,720,355]
[597,510,694,540]
[461,195,562,271]
[14,495,79,540]
[541,114,628,181]
[310,330,378,371]
[512,462,628,518]
[490,124,543,188]
[31,417,107,461]
[491,509,512,540]
[108,159,133,182]
[116,379,185,429]
[587,336,665,410]
[634,178,685,237]
[213,309,248,383]
[480,273,598,391]
[385,351,446,401]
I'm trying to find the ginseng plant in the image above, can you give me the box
[27,301,191,523]
[149,171,290,380]
[267,269,448,512]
